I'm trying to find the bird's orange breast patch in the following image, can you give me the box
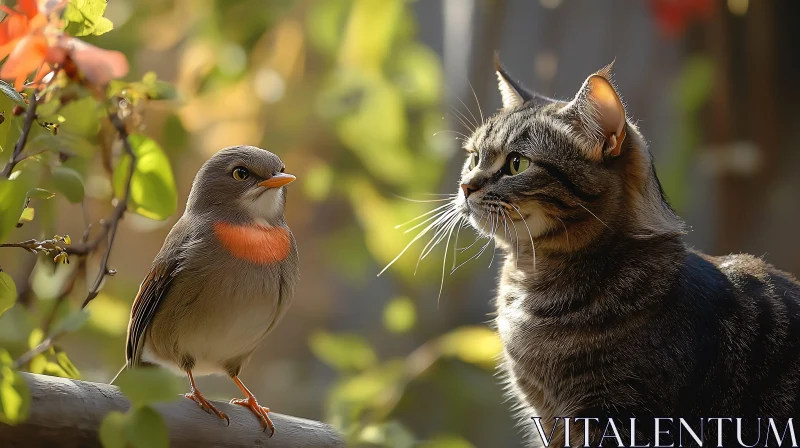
[213,222,292,264]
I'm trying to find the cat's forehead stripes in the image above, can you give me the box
[470,107,585,161]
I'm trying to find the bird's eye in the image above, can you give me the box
[506,152,531,175]
[232,167,250,181]
[469,153,479,170]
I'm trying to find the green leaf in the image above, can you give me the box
[306,0,350,56]
[99,411,128,448]
[28,354,46,375]
[358,421,416,448]
[52,309,90,335]
[309,331,377,372]
[27,133,97,159]
[57,97,101,138]
[340,0,403,68]
[329,361,405,412]
[124,406,169,448]
[390,43,443,108]
[115,368,182,406]
[51,166,85,203]
[43,361,71,378]
[0,272,17,316]
[0,177,31,244]
[18,207,34,223]
[0,81,26,106]
[439,326,502,370]
[383,296,416,334]
[108,74,179,105]
[28,188,55,200]
[113,135,177,221]
[28,328,44,349]
[91,17,114,36]
[64,0,113,36]
[139,72,178,101]
[0,353,31,425]
[55,349,80,379]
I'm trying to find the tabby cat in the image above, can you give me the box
[452,59,800,446]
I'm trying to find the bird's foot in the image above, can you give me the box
[230,396,274,436]
[185,392,230,426]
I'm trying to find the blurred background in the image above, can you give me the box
[1,0,799,446]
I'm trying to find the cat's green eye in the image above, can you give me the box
[507,153,531,175]
[232,166,250,181]
[469,153,479,170]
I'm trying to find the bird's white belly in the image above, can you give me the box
[144,268,282,376]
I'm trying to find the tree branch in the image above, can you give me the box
[11,108,136,369]
[0,373,345,448]
[1,94,38,177]
[82,112,134,307]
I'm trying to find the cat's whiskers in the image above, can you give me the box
[451,207,497,274]
[416,209,460,273]
[451,218,463,271]
[457,209,487,253]
[432,129,470,142]
[454,95,480,130]
[578,203,612,231]
[556,216,570,251]
[475,210,498,261]
[510,203,536,272]
[467,80,485,125]
[393,194,456,203]
[437,214,462,305]
[378,203,458,276]
[488,209,500,268]
[395,201,455,230]
[402,204,458,235]
[449,106,477,133]
[501,208,520,269]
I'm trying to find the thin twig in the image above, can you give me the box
[0,234,104,256]
[41,260,84,334]
[83,112,134,306]
[12,109,136,369]
[1,95,38,177]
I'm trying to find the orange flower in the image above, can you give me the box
[0,0,48,57]
[0,0,128,91]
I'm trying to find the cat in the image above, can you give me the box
[449,57,800,447]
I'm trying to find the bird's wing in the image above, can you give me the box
[125,259,177,366]
[125,219,192,367]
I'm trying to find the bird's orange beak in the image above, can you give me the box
[258,172,296,188]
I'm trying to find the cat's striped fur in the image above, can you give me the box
[456,59,800,446]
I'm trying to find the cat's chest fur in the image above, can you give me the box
[492,257,652,423]
[495,264,584,417]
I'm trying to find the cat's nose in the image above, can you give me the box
[461,183,478,198]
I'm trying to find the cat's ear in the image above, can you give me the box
[495,53,534,109]
[560,62,627,160]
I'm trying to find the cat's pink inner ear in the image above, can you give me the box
[586,74,626,156]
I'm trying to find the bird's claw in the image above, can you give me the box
[230,397,275,436]
[185,392,230,426]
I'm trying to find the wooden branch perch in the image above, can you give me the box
[0,373,345,448]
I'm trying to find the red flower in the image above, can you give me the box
[0,0,128,91]
[650,0,715,38]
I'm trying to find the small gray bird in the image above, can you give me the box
[118,145,299,436]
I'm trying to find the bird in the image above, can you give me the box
[115,145,299,436]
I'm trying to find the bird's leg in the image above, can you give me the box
[184,370,230,425]
[229,376,275,436]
